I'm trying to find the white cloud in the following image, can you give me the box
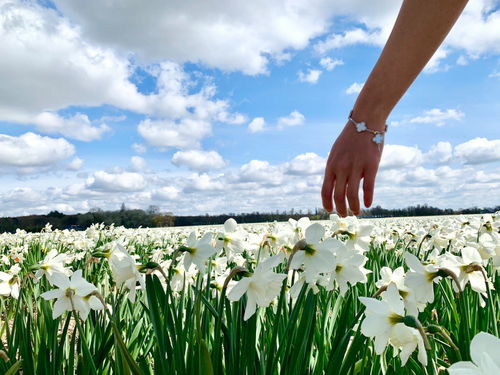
[298,69,322,84]
[424,141,453,164]
[248,117,266,133]
[0,132,75,168]
[130,156,147,172]
[52,0,337,75]
[183,173,224,192]
[489,71,500,79]
[409,108,464,126]
[31,112,111,142]
[345,82,364,95]
[277,110,305,129]
[172,150,227,172]
[379,145,423,170]
[152,186,180,201]
[315,28,386,54]
[132,143,147,154]
[86,171,146,192]
[454,137,500,164]
[237,160,283,185]
[68,157,84,171]
[138,118,211,150]
[285,152,326,175]
[0,2,146,122]
[319,57,343,71]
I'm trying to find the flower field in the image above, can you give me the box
[0,214,499,374]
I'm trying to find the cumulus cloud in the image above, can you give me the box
[319,57,343,71]
[315,28,386,54]
[345,82,364,95]
[454,137,500,164]
[138,118,211,150]
[152,186,180,201]
[172,150,227,172]
[298,69,322,84]
[277,110,305,129]
[409,108,464,126]
[130,156,147,172]
[285,152,326,175]
[379,145,423,170]
[183,173,224,193]
[0,1,146,123]
[237,160,283,186]
[31,112,111,142]
[67,157,84,171]
[132,143,147,154]
[248,117,266,133]
[424,141,453,164]
[53,0,337,75]
[0,132,75,168]
[86,171,146,192]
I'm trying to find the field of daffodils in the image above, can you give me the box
[0,213,499,374]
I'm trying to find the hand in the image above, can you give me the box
[321,121,383,217]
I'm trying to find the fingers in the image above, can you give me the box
[321,166,335,212]
[363,167,377,208]
[346,175,361,216]
[333,174,348,217]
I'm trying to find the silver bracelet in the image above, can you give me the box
[348,110,388,149]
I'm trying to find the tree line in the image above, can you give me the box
[0,203,498,233]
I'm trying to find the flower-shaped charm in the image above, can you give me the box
[355,122,367,132]
[373,133,384,144]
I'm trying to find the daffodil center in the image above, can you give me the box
[304,244,316,256]
[388,313,404,325]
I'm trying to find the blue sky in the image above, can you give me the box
[0,0,499,217]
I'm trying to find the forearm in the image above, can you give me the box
[352,0,469,129]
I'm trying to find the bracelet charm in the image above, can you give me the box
[348,110,388,150]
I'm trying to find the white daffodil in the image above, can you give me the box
[359,283,405,354]
[290,223,336,283]
[376,267,406,290]
[227,253,287,320]
[389,323,428,366]
[182,232,216,273]
[326,240,370,295]
[346,223,374,253]
[34,249,71,284]
[105,242,144,302]
[404,252,440,305]
[441,247,490,296]
[216,218,246,256]
[0,265,20,299]
[376,266,420,316]
[288,217,311,242]
[170,264,197,293]
[448,332,500,375]
[41,270,104,320]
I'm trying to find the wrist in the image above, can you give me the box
[351,101,391,132]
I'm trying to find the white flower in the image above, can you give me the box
[182,232,216,273]
[0,268,19,299]
[448,332,500,375]
[289,223,336,283]
[105,242,144,302]
[34,249,71,284]
[227,253,287,320]
[389,323,428,366]
[216,218,246,255]
[41,270,104,320]
[376,267,420,316]
[441,247,490,296]
[326,240,370,295]
[359,284,405,354]
[404,252,440,305]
